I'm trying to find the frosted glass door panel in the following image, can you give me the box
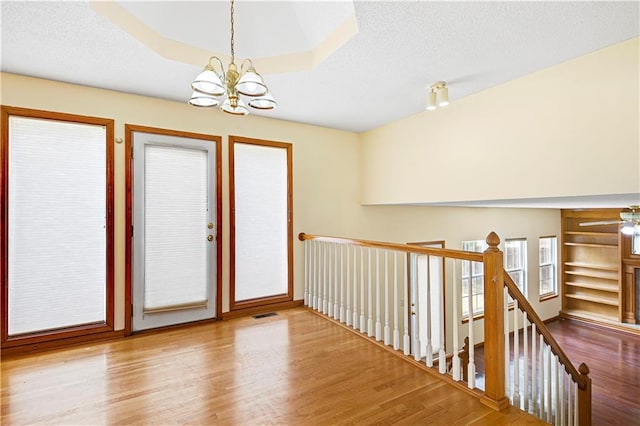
[234,143,288,301]
[143,145,208,311]
[132,132,217,331]
[8,117,106,335]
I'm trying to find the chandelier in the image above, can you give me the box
[189,0,277,115]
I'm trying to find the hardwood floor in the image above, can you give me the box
[1,308,543,425]
[545,319,640,426]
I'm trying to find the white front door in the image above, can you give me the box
[132,131,217,331]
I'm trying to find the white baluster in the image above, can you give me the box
[438,258,446,374]
[403,252,410,356]
[393,251,400,350]
[531,323,537,414]
[384,250,391,345]
[352,245,359,329]
[559,358,565,426]
[539,334,544,419]
[504,287,510,398]
[452,259,461,381]
[573,383,580,426]
[318,243,327,314]
[425,255,433,368]
[310,241,316,309]
[333,243,339,319]
[346,245,351,326]
[567,372,573,426]
[304,240,309,305]
[523,312,529,412]
[327,243,333,317]
[411,253,421,361]
[467,266,475,389]
[359,247,366,333]
[368,248,374,337]
[551,354,557,426]
[339,244,345,322]
[513,300,521,408]
[546,344,552,424]
[375,249,382,341]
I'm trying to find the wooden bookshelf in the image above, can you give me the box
[561,209,622,324]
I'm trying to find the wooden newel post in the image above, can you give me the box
[461,336,470,382]
[480,232,510,410]
[578,363,592,426]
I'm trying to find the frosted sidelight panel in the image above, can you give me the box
[143,145,208,311]
[234,143,288,301]
[8,117,106,335]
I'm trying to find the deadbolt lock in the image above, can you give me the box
[207,235,214,241]
[207,222,214,229]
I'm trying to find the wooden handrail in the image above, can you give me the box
[505,273,592,424]
[503,273,588,389]
[298,233,484,262]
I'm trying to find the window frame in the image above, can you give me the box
[538,236,558,300]
[1,106,115,349]
[505,238,527,296]
[461,240,487,319]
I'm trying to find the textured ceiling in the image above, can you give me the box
[0,1,640,132]
[1,1,639,134]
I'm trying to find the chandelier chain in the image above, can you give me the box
[230,0,235,64]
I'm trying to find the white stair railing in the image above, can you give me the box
[299,232,591,425]
[299,233,485,383]
[503,273,592,425]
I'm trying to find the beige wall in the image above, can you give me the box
[6,35,631,335]
[360,37,640,205]
[1,72,362,329]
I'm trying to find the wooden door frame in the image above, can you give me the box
[228,135,294,312]
[124,124,222,335]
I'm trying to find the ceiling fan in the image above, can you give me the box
[579,205,640,235]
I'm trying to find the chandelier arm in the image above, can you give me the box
[208,56,226,76]
[240,58,254,74]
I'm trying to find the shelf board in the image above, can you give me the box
[560,309,619,323]
[564,231,618,237]
[564,270,619,280]
[565,293,619,306]
[565,281,619,293]
[563,262,619,272]
[563,242,618,249]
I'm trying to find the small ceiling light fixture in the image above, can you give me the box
[189,0,277,115]
[426,81,449,111]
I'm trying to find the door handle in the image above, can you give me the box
[207,235,214,241]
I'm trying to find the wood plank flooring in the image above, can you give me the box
[474,318,640,426]
[544,319,640,426]
[1,308,543,425]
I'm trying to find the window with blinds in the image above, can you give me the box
[142,144,209,312]
[1,107,114,345]
[230,137,292,309]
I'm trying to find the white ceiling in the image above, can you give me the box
[1,1,638,134]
